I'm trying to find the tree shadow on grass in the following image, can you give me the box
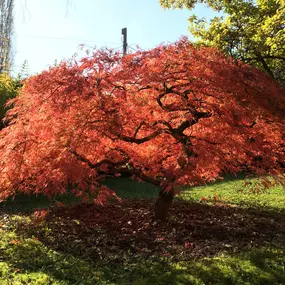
[1,199,285,284]
[0,177,159,214]
[2,231,285,285]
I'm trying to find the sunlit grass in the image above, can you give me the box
[0,231,107,285]
[0,223,284,285]
[181,176,285,211]
[0,176,285,284]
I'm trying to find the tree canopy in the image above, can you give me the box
[0,39,284,219]
[160,0,285,87]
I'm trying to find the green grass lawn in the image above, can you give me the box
[0,176,285,285]
[180,176,285,211]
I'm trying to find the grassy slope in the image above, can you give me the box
[0,177,284,285]
[181,176,285,211]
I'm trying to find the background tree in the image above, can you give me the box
[0,40,284,220]
[0,0,14,73]
[0,73,18,129]
[160,0,285,87]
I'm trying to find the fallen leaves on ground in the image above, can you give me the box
[2,199,283,266]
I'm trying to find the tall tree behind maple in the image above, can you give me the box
[0,0,14,73]
[0,40,284,220]
[160,0,285,87]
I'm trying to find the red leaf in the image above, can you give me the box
[184,241,192,248]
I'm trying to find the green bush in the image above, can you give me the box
[0,73,20,129]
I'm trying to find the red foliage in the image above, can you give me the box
[33,210,48,221]
[0,38,284,201]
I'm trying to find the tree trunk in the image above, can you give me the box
[255,51,275,80]
[154,189,174,221]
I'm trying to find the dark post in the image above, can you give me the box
[122,27,127,55]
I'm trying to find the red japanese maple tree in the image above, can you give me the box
[0,39,284,219]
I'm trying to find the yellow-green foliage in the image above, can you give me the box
[160,0,285,87]
[0,73,19,129]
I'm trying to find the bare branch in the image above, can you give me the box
[69,148,128,169]
[120,130,164,144]
[134,121,145,138]
[69,147,161,186]
[175,111,211,134]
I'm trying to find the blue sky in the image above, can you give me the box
[13,0,216,75]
